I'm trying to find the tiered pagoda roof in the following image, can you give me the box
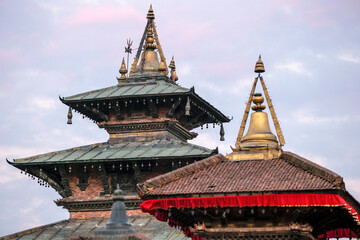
[60,78,228,130]
[6,5,229,225]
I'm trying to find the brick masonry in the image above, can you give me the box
[68,171,105,200]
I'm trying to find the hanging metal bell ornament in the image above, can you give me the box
[67,107,73,124]
[220,123,225,141]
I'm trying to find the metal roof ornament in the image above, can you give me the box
[117,57,127,82]
[67,107,72,124]
[254,55,265,73]
[106,184,133,230]
[220,123,225,141]
[240,93,278,149]
[129,5,168,76]
[124,39,133,77]
[229,55,285,160]
[169,56,178,82]
[147,4,155,20]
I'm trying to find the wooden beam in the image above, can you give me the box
[132,162,142,183]
[90,107,109,121]
[114,106,124,120]
[148,101,158,118]
[188,112,205,128]
[167,98,182,117]
[58,165,72,197]
[98,163,110,194]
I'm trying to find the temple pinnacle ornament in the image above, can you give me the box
[254,55,265,73]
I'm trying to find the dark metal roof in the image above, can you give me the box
[63,80,189,102]
[60,79,230,125]
[11,139,214,165]
[138,152,344,197]
[1,215,188,240]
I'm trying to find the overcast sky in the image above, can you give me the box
[1,0,360,237]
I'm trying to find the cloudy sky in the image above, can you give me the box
[1,0,360,236]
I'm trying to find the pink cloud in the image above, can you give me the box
[67,5,143,27]
[0,48,18,61]
[301,8,335,28]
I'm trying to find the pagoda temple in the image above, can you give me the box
[138,57,360,239]
[4,6,229,239]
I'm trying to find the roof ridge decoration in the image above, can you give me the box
[128,5,169,78]
[227,55,285,160]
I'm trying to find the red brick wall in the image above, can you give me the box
[68,171,105,200]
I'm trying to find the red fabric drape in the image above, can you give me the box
[140,193,360,239]
[318,228,360,239]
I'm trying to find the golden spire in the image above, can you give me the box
[136,26,160,71]
[129,5,168,76]
[239,93,278,150]
[147,4,155,19]
[227,56,285,160]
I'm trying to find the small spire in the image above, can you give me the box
[168,56,175,69]
[147,4,155,19]
[169,56,178,82]
[113,184,125,201]
[106,184,132,230]
[254,55,265,73]
[118,57,127,80]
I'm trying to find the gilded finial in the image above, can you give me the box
[251,93,266,112]
[254,55,265,73]
[145,26,156,50]
[117,57,127,81]
[169,56,178,82]
[147,4,155,19]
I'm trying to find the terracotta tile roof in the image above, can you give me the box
[138,152,344,197]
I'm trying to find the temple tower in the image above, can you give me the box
[8,6,229,219]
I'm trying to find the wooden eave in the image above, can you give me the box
[60,84,230,127]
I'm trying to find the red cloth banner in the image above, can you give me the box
[318,228,360,239]
[140,193,360,239]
